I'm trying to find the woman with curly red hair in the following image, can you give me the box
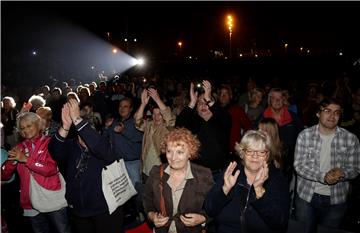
[143,128,214,233]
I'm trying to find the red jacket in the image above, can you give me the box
[1,135,61,210]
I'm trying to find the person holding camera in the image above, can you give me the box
[176,80,231,182]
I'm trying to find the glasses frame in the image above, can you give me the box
[243,149,268,158]
[320,108,342,117]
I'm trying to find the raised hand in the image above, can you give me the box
[141,89,150,106]
[202,80,212,101]
[61,104,72,130]
[253,161,269,189]
[180,213,206,227]
[148,88,160,102]
[148,88,166,110]
[222,161,240,195]
[67,99,81,121]
[189,83,198,108]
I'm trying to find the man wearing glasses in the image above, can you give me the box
[294,98,360,233]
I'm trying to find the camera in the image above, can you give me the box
[194,82,204,93]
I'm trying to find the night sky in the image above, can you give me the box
[3,1,360,60]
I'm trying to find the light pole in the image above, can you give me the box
[227,15,233,58]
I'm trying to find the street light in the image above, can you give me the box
[227,15,233,58]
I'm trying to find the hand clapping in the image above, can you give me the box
[222,161,240,196]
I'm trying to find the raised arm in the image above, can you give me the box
[134,89,150,131]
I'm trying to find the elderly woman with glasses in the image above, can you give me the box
[204,130,289,233]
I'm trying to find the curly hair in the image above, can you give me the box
[160,127,201,160]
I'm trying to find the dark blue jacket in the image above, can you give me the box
[204,164,289,233]
[48,120,121,217]
[104,117,143,161]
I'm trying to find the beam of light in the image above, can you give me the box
[6,11,140,84]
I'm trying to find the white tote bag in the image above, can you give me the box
[102,159,137,214]
[29,172,68,213]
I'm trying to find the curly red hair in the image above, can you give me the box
[160,127,201,160]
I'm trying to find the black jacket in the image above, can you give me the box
[204,164,290,233]
[176,105,232,172]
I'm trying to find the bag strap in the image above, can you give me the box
[159,164,167,217]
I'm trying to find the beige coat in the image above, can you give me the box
[134,107,176,175]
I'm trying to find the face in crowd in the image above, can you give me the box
[236,130,270,174]
[218,88,232,107]
[17,113,42,140]
[152,108,163,124]
[118,99,133,119]
[196,94,212,119]
[269,91,284,112]
[317,103,342,131]
[166,140,191,171]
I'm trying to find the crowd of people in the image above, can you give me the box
[1,72,360,233]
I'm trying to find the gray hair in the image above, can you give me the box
[235,130,271,161]
[28,95,46,108]
[16,112,41,132]
[2,96,17,108]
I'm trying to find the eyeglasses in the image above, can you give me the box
[244,149,268,157]
[320,108,342,117]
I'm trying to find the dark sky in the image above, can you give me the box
[2,1,360,59]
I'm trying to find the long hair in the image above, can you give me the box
[258,118,283,169]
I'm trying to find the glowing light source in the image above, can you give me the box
[112,48,118,54]
[32,50,37,56]
[131,57,145,66]
[226,14,234,58]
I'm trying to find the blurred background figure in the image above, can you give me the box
[36,106,61,136]
[1,96,19,150]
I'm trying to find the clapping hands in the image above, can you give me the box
[222,161,240,196]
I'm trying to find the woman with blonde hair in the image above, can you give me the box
[1,112,70,233]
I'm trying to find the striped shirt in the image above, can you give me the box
[294,124,360,204]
